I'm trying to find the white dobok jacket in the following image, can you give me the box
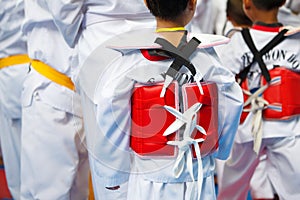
[77,29,243,189]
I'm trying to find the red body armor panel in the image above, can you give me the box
[240,67,300,123]
[183,82,219,157]
[130,82,219,158]
[131,83,178,157]
[262,67,300,120]
[239,79,251,124]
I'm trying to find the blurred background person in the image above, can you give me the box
[187,0,228,35]
[20,1,89,199]
[216,0,300,199]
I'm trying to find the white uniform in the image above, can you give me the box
[187,0,230,35]
[187,0,213,33]
[21,1,89,199]
[212,0,232,35]
[215,24,300,200]
[0,1,29,199]
[77,29,243,200]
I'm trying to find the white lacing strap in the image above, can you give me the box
[243,76,281,154]
[194,71,204,95]
[163,103,206,200]
[160,72,204,97]
[160,75,174,97]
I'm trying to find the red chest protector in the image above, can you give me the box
[130,81,219,158]
[240,67,300,123]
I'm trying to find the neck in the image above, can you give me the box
[252,9,279,24]
[155,19,187,47]
[156,18,186,29]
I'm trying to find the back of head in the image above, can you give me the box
[146,0,189,20]
[252,0,286,11]
[227,0,252,27]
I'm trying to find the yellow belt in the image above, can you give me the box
[31,60,75,91]
[0,54,30,69]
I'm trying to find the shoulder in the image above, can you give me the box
[224,27,243,38]
[104,28,161,52]
[105,29,231,51]
[282,26,300,37]
[187,33,230,48]
[77,43,124,100]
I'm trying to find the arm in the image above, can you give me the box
[91,56,134,187]
[215,81,243,159]
[45,0,85,47]
[77,45,132,188]
[80,90,131,188]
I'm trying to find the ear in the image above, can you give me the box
[227,15,232,21]
[243,0,251,10]
[281,0,286,7]
[188,0,197,11]
[144,0,148,8]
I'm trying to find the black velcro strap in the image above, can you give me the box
[238,28,288,84]
[154,33,200,78]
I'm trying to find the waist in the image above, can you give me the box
[31,60,75,91]
[132,154,215,182]
[0,54,30,69]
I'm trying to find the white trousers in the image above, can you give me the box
[217,136,300,200]
[216,152,274,199]
[20,91,89,200]
[0,112,21,199]
[249,153,275,199]
[0,63,28,199]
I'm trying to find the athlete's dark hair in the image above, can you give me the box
[227,0,252,26]
[252,0,286,11]
[145,0,189,20]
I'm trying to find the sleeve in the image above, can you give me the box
[90,60,135,187]
[94,95,132,187]
[45,0,85,47]
[215,81,243,159]
[214,33,245,75]
[202,47,243,160]
[77,44,132,187]
[80,90,131,187]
